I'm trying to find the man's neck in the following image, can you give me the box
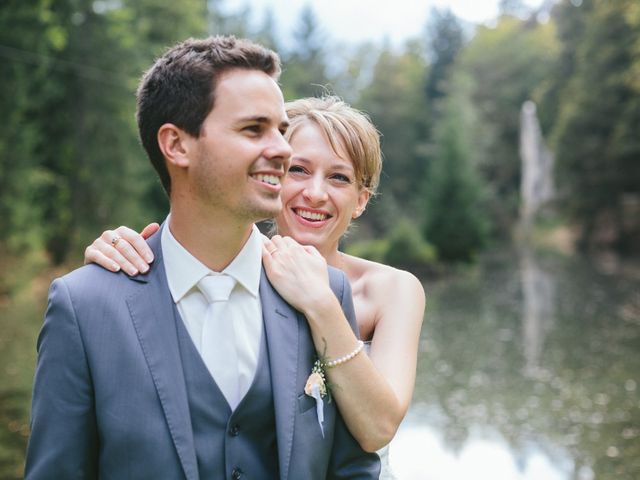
[168,204,254,272]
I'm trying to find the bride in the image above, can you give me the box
[85,96,425,478]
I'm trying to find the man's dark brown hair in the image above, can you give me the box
[136,36,282,195]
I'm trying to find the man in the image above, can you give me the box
[25,36,380,479]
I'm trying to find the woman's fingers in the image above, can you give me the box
[262,237,277,255]
[270,235,303,254]
[261,243,274,267]
[302,245,321,257]
[140,222,160,241]
[93,227,151,275]
[114,225,155,263]
[85,237,139,275]
[84,242,121,272]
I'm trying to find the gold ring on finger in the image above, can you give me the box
[111,236,122,247]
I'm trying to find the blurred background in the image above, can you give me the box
[0,0,638,478]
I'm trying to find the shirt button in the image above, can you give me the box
[231,467,243,479]
[229,424,240,436]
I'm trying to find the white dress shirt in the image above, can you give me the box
[161,218,263,406]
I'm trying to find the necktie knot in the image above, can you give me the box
[198,274,236,303]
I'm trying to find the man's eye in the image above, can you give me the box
[244,125,261,133]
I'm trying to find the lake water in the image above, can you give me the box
[388,249,640,480]
[1,249,638,479]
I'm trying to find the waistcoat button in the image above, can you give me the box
[231,467,243,479]
[229,424,240,436]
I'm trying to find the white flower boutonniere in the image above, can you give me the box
[305,358,329,437]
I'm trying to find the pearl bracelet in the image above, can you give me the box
[326,340,365,368]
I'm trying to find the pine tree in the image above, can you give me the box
[423,75,489,262]
[551,0,640,251]
[280,5,330,99]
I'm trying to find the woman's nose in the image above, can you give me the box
[302,176,329,204]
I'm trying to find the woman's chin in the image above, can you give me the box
[283,228,322,248]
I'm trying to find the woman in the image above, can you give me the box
[85,96,425,476]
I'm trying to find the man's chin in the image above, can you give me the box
[249,203,282,223]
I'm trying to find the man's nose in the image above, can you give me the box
[264,131,293,166]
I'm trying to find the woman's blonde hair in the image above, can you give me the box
[284,96,382,195]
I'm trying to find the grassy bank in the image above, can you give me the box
[0,258,75,479]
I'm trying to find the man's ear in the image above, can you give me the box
[158,123,192,168]
[352,189,370,219]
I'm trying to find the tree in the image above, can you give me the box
[252,7,281,52]
[550,0,640,251]
[455,16,558,235]
[356,41,430,235]
[423,74,489,262]
[280,4,330,99]
[424,8,465,104]
[0,0,57,255]
[0,0,208,264]
[498,0,530,18]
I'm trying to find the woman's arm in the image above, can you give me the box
[262,236,425,452]
[359,269,425,449]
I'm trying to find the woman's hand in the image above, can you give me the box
[261,235,335,315]
[84,223,159,275]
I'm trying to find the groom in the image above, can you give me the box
[25,36,380,479]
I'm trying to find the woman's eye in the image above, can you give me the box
[288,165,307,174]
[331,174,352,183]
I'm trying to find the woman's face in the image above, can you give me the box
[275,121,369,254]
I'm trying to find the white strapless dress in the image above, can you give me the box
[364,342,397,480]
[377,443,396,479]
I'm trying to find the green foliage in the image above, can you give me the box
[0,0,207,264]
[384,220,437,267]
[346,220,435,269]
[424,8,465,103]
[279,5,330,99]
[0,0,57,254]
[344,239,388,264]
[548,0,640,251]
[456,16,559,234]
[1,0,638,277]
[423,74,490,262]
[356,43,430,233]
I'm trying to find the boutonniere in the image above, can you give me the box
[305,356,330,438]
[304,340,364,438]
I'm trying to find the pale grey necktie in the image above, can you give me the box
[198,274,240,409]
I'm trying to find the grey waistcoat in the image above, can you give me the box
[175,312,279,479]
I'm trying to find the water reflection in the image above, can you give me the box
[520,247,556,376]
[0,251,638,479]
[391,409,574,480]
[393,249,640,479]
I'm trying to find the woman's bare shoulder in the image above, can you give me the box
[345,254,425,305]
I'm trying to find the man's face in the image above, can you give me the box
[188,69,292,223]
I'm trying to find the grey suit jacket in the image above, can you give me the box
[25,228,380,479]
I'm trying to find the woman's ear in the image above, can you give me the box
[158,123,191,168]
[352,190,370,219]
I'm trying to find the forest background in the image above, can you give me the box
[0,0,639,476]
[1,0,639,280]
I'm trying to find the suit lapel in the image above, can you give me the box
[260,269,301,480]
[125,228,198,480]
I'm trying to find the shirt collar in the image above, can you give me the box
[161,216,263,303]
